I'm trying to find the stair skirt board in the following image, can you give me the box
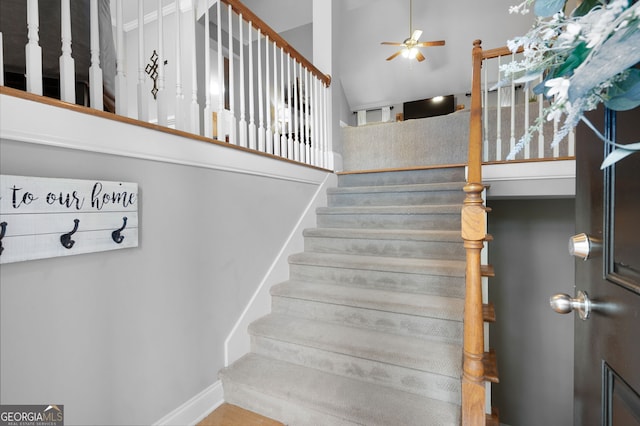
[220,167,466,425]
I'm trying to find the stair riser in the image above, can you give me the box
[328,190,465,207]
[251,336,462,404]
[289,264,465,298]
[304,236,465,260]
[272,296,463,343]
[221,378,360,426]
[338,168,466,187]
[317,213,461,230]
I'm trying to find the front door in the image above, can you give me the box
[566,106,640,425]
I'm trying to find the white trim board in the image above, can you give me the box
[479,160,576,199]
[0,94,329,186]
[153,380,224,426]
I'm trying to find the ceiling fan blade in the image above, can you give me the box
[386,50,403,61]
[411,29,423,41]
[415,50,426,62]
[416,40,446,47]
[381,42,404,46]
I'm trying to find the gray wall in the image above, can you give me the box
[0,139,318,425]
[488,198,575,426]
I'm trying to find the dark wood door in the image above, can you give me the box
[572,106,640,425]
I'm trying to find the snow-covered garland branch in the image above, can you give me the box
[502,0,640,168]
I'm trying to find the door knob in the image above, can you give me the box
[550,290,591,320]
[569,233,601,260]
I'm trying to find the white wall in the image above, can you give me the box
[0,94,330,426]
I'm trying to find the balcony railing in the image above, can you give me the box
[0,0,332,169]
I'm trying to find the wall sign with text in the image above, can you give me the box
[0,175,138,264]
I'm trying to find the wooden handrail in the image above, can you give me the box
[221,0,331,87]
[461,39,489,426]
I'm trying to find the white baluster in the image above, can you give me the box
[524,83,531,160]
[248,21,256,150]
[287,54,293,159]
[495,57,502,161]
[568,129,575,157]
[483,60,489,162]
[553,117,560,158]
[538,76,544,159]
[509,53,516,158]
[305,67,310,163]
[312,78,319,166]
[25,0,43,95]
[138,0,149,121]
[203,3,212,137]
[292,59,299,161]
[189,0,199,134]
[265,35,272,154]
[59,0,75,103]
[280,48,286,158]
[238,14,247,148]
[115,0,127,115]
[0,33,4,86]
[228,6,236,144]
[257,30,265,152]
[89,0,104,110]
[216,0,223,139]
[322,83,328,168]
[174,0,183,130]
[272,42,280,156]
[156,0,167,126]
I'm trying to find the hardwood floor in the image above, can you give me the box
[198,403,284,426]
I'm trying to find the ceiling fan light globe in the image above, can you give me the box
[402,48,410,58]
[408,47,418,59]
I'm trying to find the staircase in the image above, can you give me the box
[219,166,468,425]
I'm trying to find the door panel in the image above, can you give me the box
[574,106,640,425]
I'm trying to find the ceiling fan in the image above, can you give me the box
[381,0,445,62]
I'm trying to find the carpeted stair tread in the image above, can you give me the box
[249,313,462,378]
[271,280,463,322]
[289,252,465,277]
[317,204,461,215]
[303,227,462,242]
[327,181,466,195]
[219,353,460,426]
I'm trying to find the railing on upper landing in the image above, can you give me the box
[0,0,332,170]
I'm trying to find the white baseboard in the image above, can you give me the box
[224,172,338,366]
[153,380,224,426]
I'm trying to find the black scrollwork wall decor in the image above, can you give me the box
[145,50,168,100]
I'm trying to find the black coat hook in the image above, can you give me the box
[0,221,6,256]
[112,217,128,244]
[60,219,80,249]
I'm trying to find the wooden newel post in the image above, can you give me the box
[462,39,488,426]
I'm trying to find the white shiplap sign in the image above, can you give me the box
[0,175,138,264]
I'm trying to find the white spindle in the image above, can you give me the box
[89,0,104,110]
[495,57,501,161]
[156,0,167,126]
[568,129,575,157]
[257,29,265,152]
[553,118,560,158]
[203,4,212,137]
[189,0,199,134]
[59,0,75,103]
[483,60,489,162]
[287,53,293,160]
[273,43,280,156]
[509,54,516,157]
[248,21,257,150]
[115,0,127,115]
[238,14,247,147]
[265,35,272,154]
[292,59,299,161]
[25,0,43,95]
[524,84,531,160]
[216,0,223,139]
[304,70,313,164]
[321,82,327,168]
[0,32,4,86]
[313,78,319,166]
[280,48,286,158]
[538,77,544,159]
[174,0,183,130]
[138,0,148,121]
[228,6,236,144]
